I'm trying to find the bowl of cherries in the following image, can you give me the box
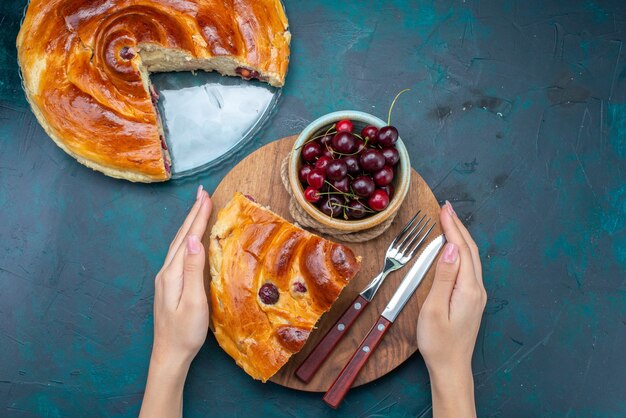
[288,110,411,232]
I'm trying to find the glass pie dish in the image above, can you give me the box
[151,71,281,179]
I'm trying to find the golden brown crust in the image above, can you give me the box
[209,193,360,382]
[16,0,290,182]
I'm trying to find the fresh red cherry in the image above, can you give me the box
[321,148,334,159]
[368,190,390,211]
[354,139,367,154]
[330,177,350,193]
[336,119,354,133]
[377,126,399,147]
[319,196,343,217]
[315,156,332,173]
[361,125,378,142]
[381,147,400,166]
[299,164,313,183]
[332,132,357,154]
[346,200,367,219]
[307,168,326,189]
[301,142,322,162]
[304,187,321,203]
[318,134,333,148]
[352,176,375,197]
[343,156,360,174]
[373,166,394,186]
[360,149,385,172]
[380,184,395,200]
[326,159,348,181]
[258,282,279,304]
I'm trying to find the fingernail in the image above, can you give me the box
[196,185,204,201]
[446,200,457,217]
[442,243,458,264]
[187,235,201,255]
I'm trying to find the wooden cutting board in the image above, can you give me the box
[203,136,442,392]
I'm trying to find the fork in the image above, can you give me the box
[295,211,434,383]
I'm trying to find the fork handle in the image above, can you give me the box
[295,295,369,383]
[323,316,392,409]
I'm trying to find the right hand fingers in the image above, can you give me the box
[427,242,461,316]
[443,202,487,308]
[445,201,483,284]
[439,203,476,290]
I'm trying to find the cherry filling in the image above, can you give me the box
[149,84,160,105]
[120,46,136,60]
[147,85,170,176]
[258,283,279,305]
[244,194,257,202]
[236,67,261,80]
[292,281,307,293]
[276,326,310,352]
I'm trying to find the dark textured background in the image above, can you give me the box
[1,1,625,416]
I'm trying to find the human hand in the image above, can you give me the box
[417,201,486,417]
[152,186,213,367]
[140,186,212,418]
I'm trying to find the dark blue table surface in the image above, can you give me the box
[1,1,625,416]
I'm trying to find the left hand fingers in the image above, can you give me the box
[160,267,184,310]
[165,194,212,288]
[180,236,208,307]
[164,186,207,266]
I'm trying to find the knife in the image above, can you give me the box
[296,212,433,383]
[322,234,447,409]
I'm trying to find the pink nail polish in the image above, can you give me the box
[196,185,203,201]
[187,235,202,255]
[442,243,458,264]
[446,200,457,217]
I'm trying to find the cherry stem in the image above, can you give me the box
[387,88,411,126]
[329,201,376,214]
[294,125,337,151]
[322,181,359,198]
[333,149,362,157]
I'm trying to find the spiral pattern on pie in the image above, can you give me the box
[17,0,290,182]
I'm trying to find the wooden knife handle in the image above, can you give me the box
[322,316,392,409]
[295,294,369,383]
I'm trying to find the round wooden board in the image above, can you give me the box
[203,136,442,392]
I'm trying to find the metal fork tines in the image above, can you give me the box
[360,211,435,301]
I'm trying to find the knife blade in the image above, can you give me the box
[381,234,446,322]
